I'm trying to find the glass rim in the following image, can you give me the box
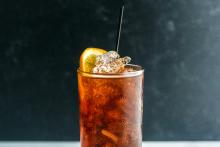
[77,64,144,78]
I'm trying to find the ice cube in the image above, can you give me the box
[96,51,120,64]
[119,56,131,64]
[107,51,120,59]
[93,51,131,73]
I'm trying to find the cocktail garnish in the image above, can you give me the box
[79,48,107,72]
[101,129,118,143]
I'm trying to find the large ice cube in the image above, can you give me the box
[93,51,131,73]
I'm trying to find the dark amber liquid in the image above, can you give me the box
[78,72,144,147]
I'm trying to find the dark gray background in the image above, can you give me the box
[1,0,220,141]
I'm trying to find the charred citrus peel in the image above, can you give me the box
[80,48,107,73]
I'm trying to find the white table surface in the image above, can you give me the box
[0,142,220,147]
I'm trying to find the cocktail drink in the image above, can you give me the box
[77,48,144,147]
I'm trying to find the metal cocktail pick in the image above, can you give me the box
[115,5,124,53]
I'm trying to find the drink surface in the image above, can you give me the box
[78,68,144,147]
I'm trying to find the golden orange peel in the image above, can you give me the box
[101,129,118,143]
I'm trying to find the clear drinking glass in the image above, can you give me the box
[77,64,144,147]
